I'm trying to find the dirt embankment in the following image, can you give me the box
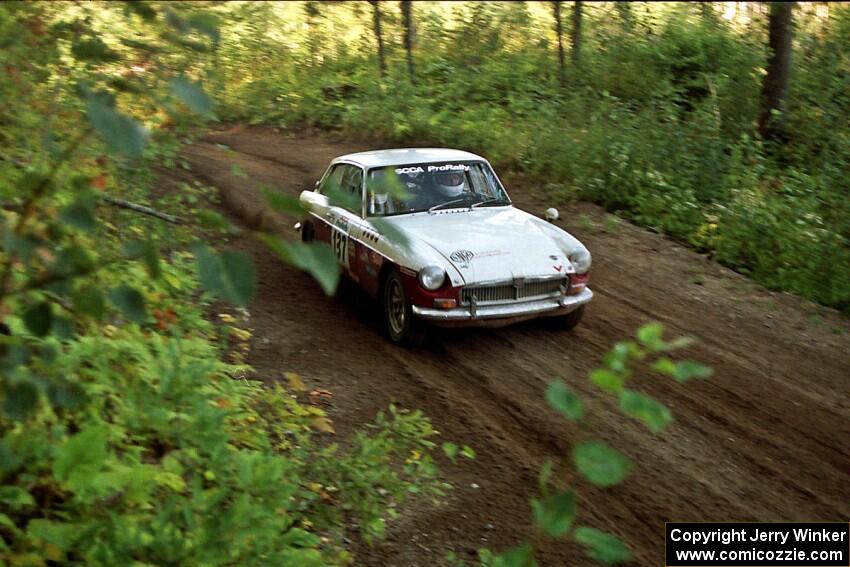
[159,125,850,566]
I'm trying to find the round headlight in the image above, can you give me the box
[418,265,446,290]
[568,248,592,274]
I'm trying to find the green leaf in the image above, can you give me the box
[170,75,214,116]
[2,381,39,421]
[52,245,95,277]
[122,239,160,278]
[53,426,108,491]
[86,92,148,157]
[108,286,147,323]
[650,357,677,376]
[0,512,18,534]
[324,182,361,211]
[573,441,631,487]
[492,544,537,567]
[263,188,308,216]
[71,37,119,62]
[26,519,80,553]
[195,209,232,231]
[589,368,624,394]
[672,361,713,383]
[0,486,35,510]
[71,285,105,320]
[261,236,340,295]
[619,390,672,432]
[574,526,632,564]
[460,445,476,459]
[23,303,52,337]
[603,341,640,372]
[636,322,664,350]
[47,381,85,409]
[51,317,74,341]
[192,244,256,306]
[441,442,458,461]
[545,380,583,420]
[59,198,96,232]
[531,490,576,537]
[280,527,321,548]
[187,12,220,43]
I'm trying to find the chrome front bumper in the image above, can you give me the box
[412,288,593,327]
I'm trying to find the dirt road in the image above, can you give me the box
[164,125,849,566]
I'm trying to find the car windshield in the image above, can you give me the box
[366,161,509,217]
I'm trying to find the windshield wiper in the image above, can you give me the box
[429,197,470,213]
[471,198,510,208]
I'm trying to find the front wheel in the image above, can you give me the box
[301,220,315,243]
[382,271,425,347]
[550,304,586,331]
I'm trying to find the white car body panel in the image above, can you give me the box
[375,207,577,285]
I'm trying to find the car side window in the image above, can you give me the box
[319,164,345,195]
[319,164,363,214]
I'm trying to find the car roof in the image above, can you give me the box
[332,148,487,169]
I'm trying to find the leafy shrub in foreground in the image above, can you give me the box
[449,323,712,567]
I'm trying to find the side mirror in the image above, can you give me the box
[545,207,559,222]
[300,190,329,210]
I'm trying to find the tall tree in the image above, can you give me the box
[552,1,566,83]
[615,1,633,31]
[571,0,583,67]
[400,0,415,83]
[368,1,386,78]
[758,2,795,142]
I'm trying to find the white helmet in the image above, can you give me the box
[434,170,466,197]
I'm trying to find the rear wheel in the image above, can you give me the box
[551,305,586,331]
[382,271,425,347]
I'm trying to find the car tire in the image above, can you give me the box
[301,220,315,243]
[551,305,586,331]
[382,271,425,347]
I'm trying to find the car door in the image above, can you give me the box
[315,163,364,278]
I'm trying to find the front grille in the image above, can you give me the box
[460,277,566,305]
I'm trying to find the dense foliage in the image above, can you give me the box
[0,3,449,564]
[216,1,850,311]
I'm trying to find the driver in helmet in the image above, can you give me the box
[434,169,468,199]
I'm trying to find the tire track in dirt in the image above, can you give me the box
[168,126,850,566]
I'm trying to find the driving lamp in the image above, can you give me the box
[568,248,592,274]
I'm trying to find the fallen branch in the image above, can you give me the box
[100,195,183,224]
[2,156,183,225]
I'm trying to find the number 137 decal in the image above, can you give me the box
[332,222,349,268]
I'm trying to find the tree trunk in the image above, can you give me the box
[758,2,795,143]
[400,0,415,83]
[615,1,633,31]
[368,1,386,78]
[552,1,565,83]
[571,1,582,67]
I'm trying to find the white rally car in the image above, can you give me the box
[298,148,593,345]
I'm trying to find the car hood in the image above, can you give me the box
[378,207,576,285]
